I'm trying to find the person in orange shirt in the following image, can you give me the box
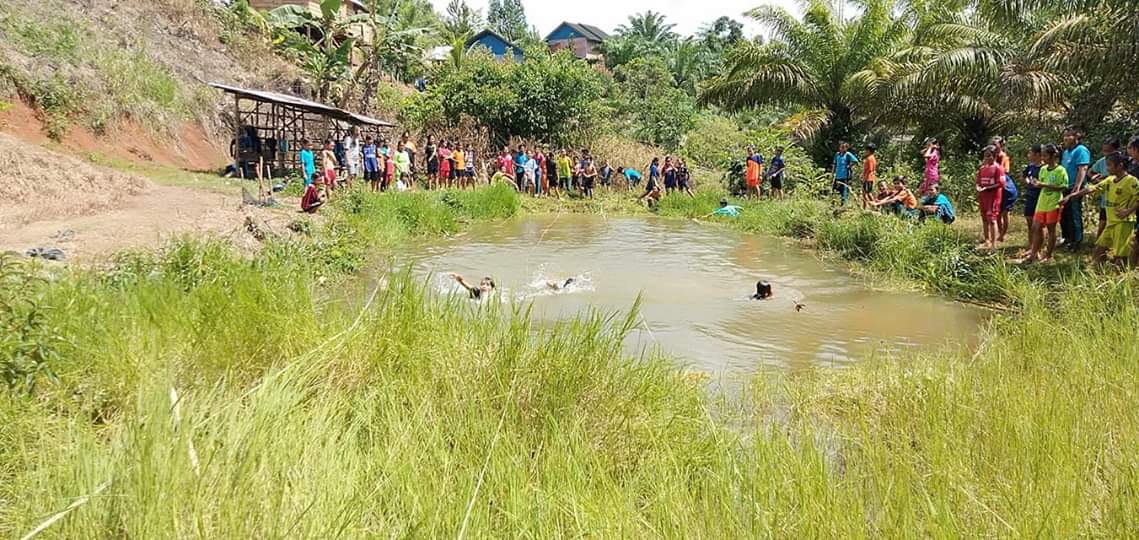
[862,143,879,209]
[745,146,764,199]
[452,146,466,188]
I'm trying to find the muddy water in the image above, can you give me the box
[401,215,983,379]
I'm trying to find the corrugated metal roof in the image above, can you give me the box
[208,82,395,127]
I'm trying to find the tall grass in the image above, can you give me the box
[3,185,1139,537]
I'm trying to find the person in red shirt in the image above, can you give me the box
[976,145,1006,250]
[438,142,452,188]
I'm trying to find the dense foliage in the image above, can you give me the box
[401,50,605,145]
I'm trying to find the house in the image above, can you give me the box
[465,30,525,62]
[545,22,609,61]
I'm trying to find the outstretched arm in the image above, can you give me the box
[448,273,475,293]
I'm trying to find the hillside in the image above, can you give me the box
[0,0,301,162]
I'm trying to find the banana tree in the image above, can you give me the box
[267,0,370,101]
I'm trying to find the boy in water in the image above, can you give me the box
[752,281,773,300]
[704,197,742,218]
[449,273,496,300]
[861,143,878,210]
[1024,144,1069,263]
[1061,153,1139,266]
[545,278,576,291]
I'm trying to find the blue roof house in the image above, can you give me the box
[465,30,525,62]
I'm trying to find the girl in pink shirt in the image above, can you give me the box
[976,146,1006,250]
[920,138,941,194]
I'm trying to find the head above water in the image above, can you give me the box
[754,281,773,300]
[480,277,495,291]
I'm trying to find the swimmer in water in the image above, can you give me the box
[449,273,495,299]
[752,280,773,300]
[545,277,575,290]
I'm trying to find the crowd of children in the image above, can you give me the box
[294,129,694,211]
[825,130,1139,267]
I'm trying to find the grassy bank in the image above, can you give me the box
[3,185,1138,537]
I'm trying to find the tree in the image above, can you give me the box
[697,16,745,54]
[699,0,908,162]
[407,51,605,144]
[441,0,482,42]
[487,0,529,43]
[848,10,1064,152]
[610,57,697,150]
[617,11,679,45]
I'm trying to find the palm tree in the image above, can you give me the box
[699,0,908,160]
[665,38,709,96]
[1024,0,1139,127]
[616,11,679,46]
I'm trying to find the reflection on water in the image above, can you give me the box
[399,215,984,379]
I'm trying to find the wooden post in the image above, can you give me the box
[233,94,241,176]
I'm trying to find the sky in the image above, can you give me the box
[428,0,802,39]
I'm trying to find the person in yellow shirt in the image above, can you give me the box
[1061,153,1139,265]
[452,147,466,188]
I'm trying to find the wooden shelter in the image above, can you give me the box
[209,82,395,175]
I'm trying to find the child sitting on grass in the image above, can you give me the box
[870,176,918,217]
[1060,153,1139,266]
[919,184,956,224]
[1023,144,1069,263]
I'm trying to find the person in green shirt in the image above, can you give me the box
[392,144,411,189]
[1061,153,1139,265]
[1024,144,1069,263]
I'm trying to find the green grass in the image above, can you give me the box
[3,185,1139,537]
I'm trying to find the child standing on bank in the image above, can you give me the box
[299,139,316,186]
[363,136,380,192]
[1020,145,1043,246]
[976,146,1006,250]
[1024,144,1069,263]
[832,142,858,205]
[861,143,878,210]
[768,147,786,199]
[1061,153,1139,266]
[321,140,338,198]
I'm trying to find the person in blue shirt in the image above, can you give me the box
[768,146,786,199]
[704,197,742,218]
[514,146,529,192]
[362,136,380,192]
[1089,138,1121,239]
[919,184,956,224]
[298,139,316,186]
[832,141,859,206]
[617,167,641,190]
[1060,128,1091,249]
[648,157,661,190]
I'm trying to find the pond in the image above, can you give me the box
[400,215,983,380]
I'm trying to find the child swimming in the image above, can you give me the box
[449,273,496,300]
